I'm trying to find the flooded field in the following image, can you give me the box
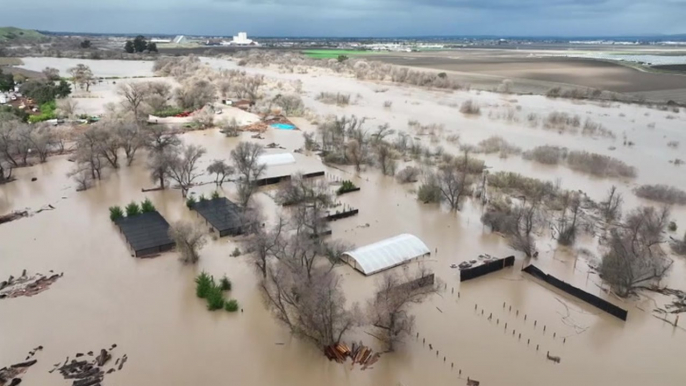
[373,49,686,101]
[2,56,686,386]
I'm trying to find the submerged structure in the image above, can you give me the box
[342,234,430,276]
[190,197,244,237]
[114,211,174,257]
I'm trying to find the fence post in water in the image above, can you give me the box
[503,302,506,308]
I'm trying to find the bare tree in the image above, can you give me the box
[118,82,149,122]
[68,64,96,91]
[260,262,359,347]
[367,270,439,351]
[42,67,60,81]
[231,142,266,206]
[25,124,54,163]
[169,220,208,264]
[206,159,234,186]
[345,139,365,172]
[142,81,172,112]
[273,94,304,116]
[245,217,285,278]
[74,128,106,180]
[92,125,121,168]
[56,98,79,118]
[147,125,181,153]
[376,141,396,176]
[115,122,147,165]
[600,206,673,297]
[601,185,623,223]
[553,192,582,246]
[236,75,264,100]
[508,201,540,258]
[219,117,240,137]
[437,165,471,210]
[175,78,217,109]
[148,148,177,189]
[167,144,207,197]
[192,106,215,129]
[0,159,13,184]
[68,166,93,192]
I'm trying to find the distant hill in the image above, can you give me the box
[0,27,44,42]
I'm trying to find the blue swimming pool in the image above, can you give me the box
[271,123,296,130]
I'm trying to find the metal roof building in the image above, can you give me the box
[114,211,175,257]
[190,197,244,237]
[342,234,431,276]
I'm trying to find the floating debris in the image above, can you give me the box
[324,342,381,370]
[0,347,42,386]
[51,346,127,385]
[0,271,63,299]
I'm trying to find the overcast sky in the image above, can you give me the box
[2,0,685,37]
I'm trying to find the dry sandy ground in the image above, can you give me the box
[1,57,686,386]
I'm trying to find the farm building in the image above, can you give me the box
[342,234,431,276]
[190,197,244,237]
[255,152,325,187]
[114,211,175,257]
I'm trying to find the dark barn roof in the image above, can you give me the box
[191,197,243,237]
[114,211,174,256]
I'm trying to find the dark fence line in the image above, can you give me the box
[522,265,628,321]
[256,171,325,187]
[460,256,515,282]
[325,209,359,221]
[379,274,435,298]
[310,230,333,239]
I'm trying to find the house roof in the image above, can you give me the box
[343,234,431,276]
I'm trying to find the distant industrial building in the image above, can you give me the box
[173,35,188,44]
[221,32,259,46]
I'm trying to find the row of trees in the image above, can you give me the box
[124,36,158,54]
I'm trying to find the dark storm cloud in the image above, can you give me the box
[1,0,684,36]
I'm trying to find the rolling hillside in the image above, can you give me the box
[0,27,44,42]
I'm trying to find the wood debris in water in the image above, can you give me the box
[50,346,127,386]
[0,346,42,386]
[0,271,64,299]
[323,342,381,370]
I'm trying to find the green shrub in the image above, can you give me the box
[224,299,239,312]
[195,272,213,299]
[125,201,141,217]
[220,275,232,291]
[337,180,358,195]
[211,190,220,199]
[140,198,156,213]
[231,248,241,257]
[669,221,678,232]
[418,181,441,203]
[206,286,225,311]
[109,206,124,221]
[186,196,197,209]
[198,194,207,202]
[28,101,57,123]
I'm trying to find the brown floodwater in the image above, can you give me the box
[2,58,686,386]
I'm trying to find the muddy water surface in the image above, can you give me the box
[2,58,686,386]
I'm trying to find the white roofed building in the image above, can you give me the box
[257,153,296,167]
[343,234,431,275]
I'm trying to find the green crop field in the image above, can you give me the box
[0,27,44,42]
[302,49,379,59]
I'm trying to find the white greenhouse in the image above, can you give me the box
[257,153,296,167]
[342,234,431,276]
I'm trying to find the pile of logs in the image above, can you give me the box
[0,271,63,299]
[323,342,381,370]
[50,345,126,386]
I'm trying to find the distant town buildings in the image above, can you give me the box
[173,35,187,44]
